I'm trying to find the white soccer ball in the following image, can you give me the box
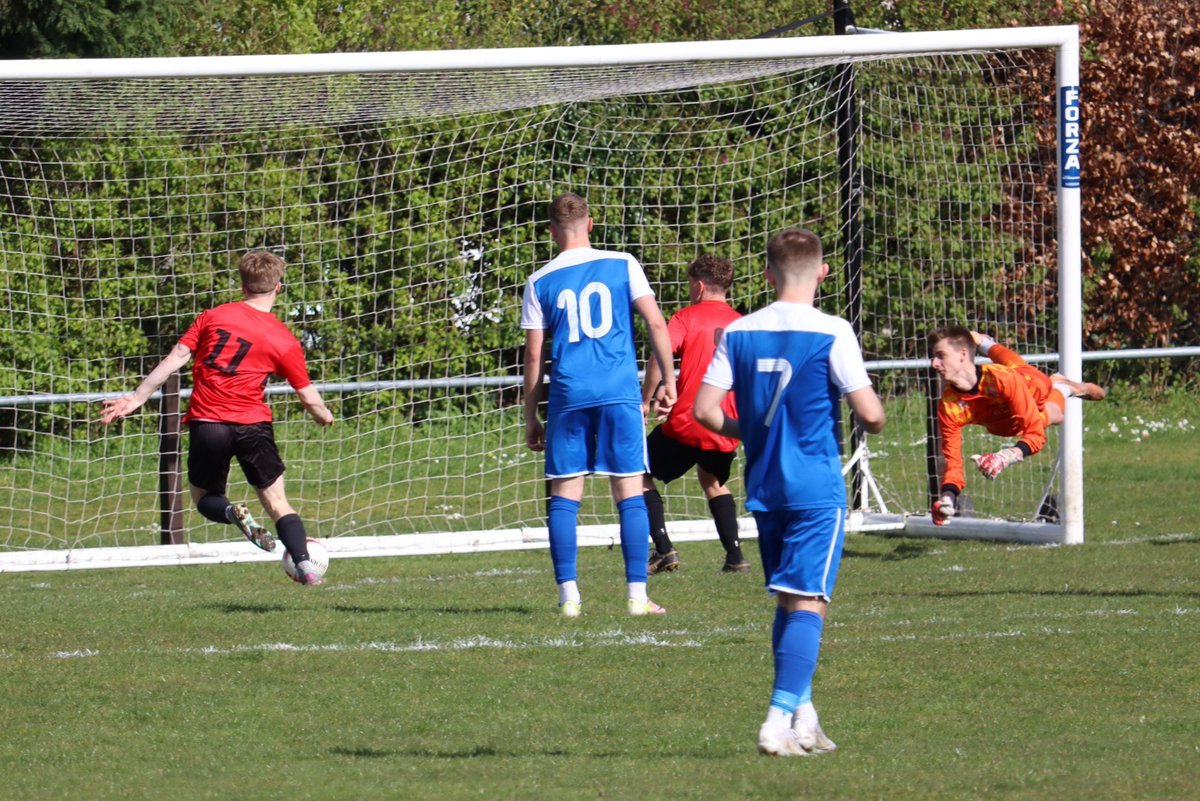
[282,537,330,583]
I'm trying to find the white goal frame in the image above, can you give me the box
[0,24,1083,572]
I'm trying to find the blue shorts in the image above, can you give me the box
[544,403,647,479]
[753,507,846,601]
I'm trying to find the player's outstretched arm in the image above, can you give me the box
[296,385,334,426]
[971,447,1024,480]
[967,371,1042,478]
[98,343,192,425]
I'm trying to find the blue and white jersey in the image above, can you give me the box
[703,302,871,512]
[521,247,654,412]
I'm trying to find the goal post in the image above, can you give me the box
[0,24,1083,571]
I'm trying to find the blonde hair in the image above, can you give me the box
[766,228,823,282]
[548,192,589,228]
[238,250,285,294]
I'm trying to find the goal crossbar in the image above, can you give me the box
[0,27,1080,81]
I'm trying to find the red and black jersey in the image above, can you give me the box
[178,301,311,424]
[661,299,741,452]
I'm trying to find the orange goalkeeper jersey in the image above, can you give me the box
[937,343,1055,494]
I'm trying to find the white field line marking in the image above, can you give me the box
[51,648,101,659]
[874,626,1075,643]
[31,626,720,661]
[22,606,1194,662]
[1103,532,1196,545]
[328,567,544,589]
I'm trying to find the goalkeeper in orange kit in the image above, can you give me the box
[927,325,1106,526]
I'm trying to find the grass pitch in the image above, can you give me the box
[1,388,1197,801]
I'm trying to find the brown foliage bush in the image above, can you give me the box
[1078,0,1199,348]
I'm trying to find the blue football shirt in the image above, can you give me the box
[703,302,871,511]
[521,247,654,412]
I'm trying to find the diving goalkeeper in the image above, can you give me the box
[927,326,1106,526]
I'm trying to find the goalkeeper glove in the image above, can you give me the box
[931,494,957,526]
[971,447,1024,480]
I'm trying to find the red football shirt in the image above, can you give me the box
[178,301,312,424]
[661,299,741,451]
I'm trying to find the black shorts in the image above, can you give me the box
[187,421,285,494]
[645,425,736,485]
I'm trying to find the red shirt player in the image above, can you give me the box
[100,250,334,583]
[641,254,749,573]
[928,325,1105,526]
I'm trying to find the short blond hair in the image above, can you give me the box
[548,192,589,228]
[766,228,823,282]
[239,250,285,294]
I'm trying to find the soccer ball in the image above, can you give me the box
[282,537,330,583]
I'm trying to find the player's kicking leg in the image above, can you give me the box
[256,475,323,586]
[231,503,275,552]
[190,484,274,552]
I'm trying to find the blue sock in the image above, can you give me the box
[777,607,814,707]
[547,496,581,585]
[769,610,824,714]
[617,495,650,583]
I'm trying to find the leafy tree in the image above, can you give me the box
[991,0,1200,359]
[0,0,184,58]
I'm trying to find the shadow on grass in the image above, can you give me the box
[332,604,536,616]
[1148,535,1200,546]
[914,587,1200,600]
[201,602,289,614]
[844,541,934,561]
[330,744,721,759]
[331,745,569,759]
[197,601,536,615]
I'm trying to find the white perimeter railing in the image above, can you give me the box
[0,346,1194,572]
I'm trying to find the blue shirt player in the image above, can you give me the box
[522,192,677,618]
[693,227,885,757]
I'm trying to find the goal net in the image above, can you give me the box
[0,27,1083,569]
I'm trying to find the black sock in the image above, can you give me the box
[275,514,309,564]
[196,494,233,524]
[709,494,743,563]
[643,488,673,553]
